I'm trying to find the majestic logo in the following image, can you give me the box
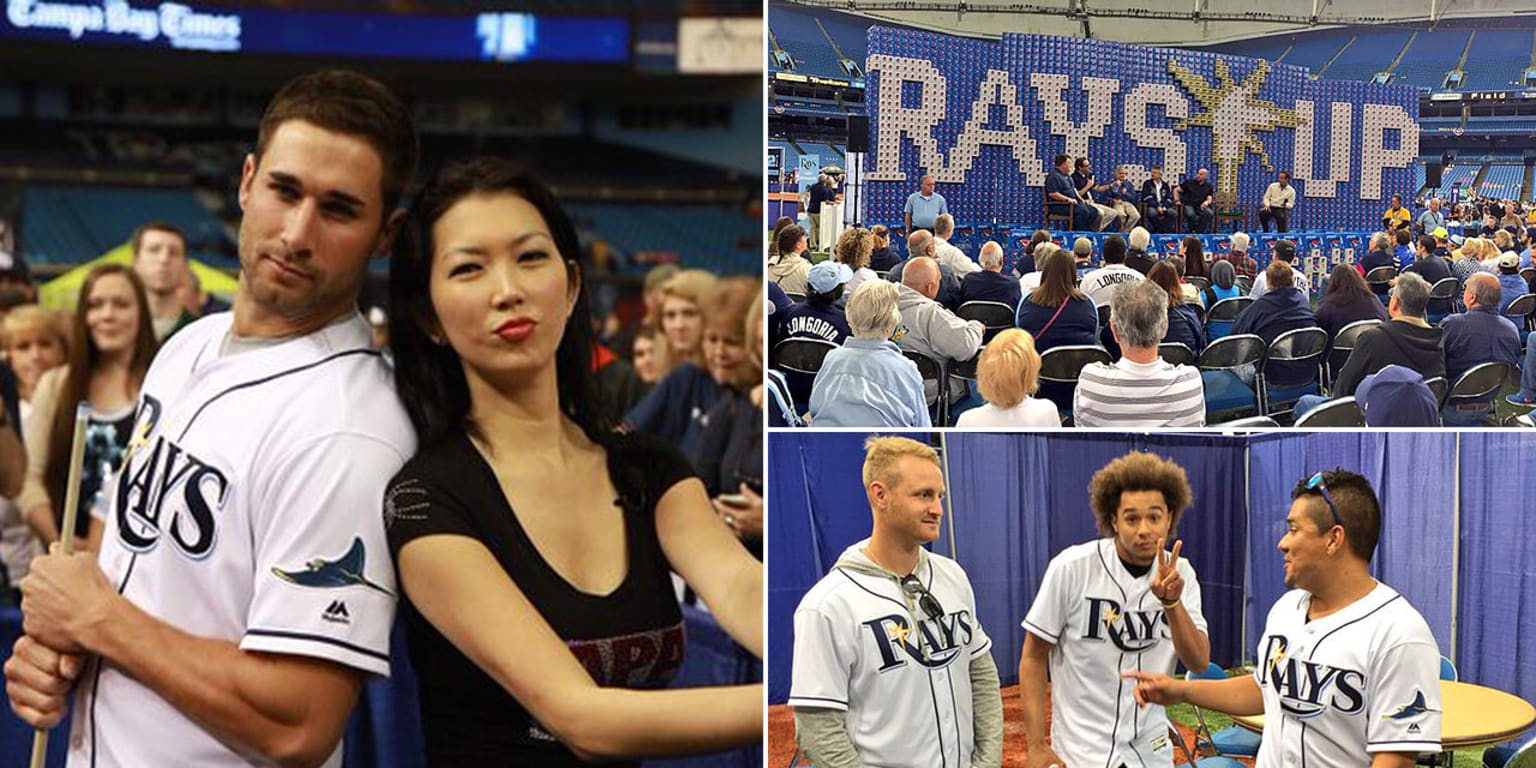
[1257,635,1367,718]
[116,395,228,559]
[272,538,392,596]
[1081,597,1170,652]
[321,600,350,625]
[863,609,975,672]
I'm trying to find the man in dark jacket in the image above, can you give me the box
[1402,234,1455,315]
[1232,261,1318,387]
[1179,168,1215,233]
[1440,273,1520,425]
[887,229,963,309]
[1141,166,1179,233]
[1360,232,1399,301]
[957,241,1023,314]
[1318,272,1446,405]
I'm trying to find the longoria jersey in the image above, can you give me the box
[1023,539,1208,768]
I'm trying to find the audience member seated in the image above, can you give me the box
[836,227,879,298]
[1355,365,1440,427]
[1249,239,1307,298]
[1124,227,1157,275]
[1451,238,1487,284]
[1179,168,1215,233]
[886,230,962,309]
[1315,263,1388,340]
[1074,279,1205,428]
[1148,262,1206,354]
[897,257,985,405]
[766,280,791,350]
[1393,229,1415,269]
[1070,236,1094,270]
[1079,235,1142,308]
[767,224,811,294]
[1203,259,1243,308]
[1441,273,1520,426]
[1015,230,1053,276]
[867,225,899,273]
[1361,232,1397,274]
[958,241,1023,312]
[1046,153,1106,231]
[767,216,794,264]
[954,329,1058,428]
[1165,256,1202,306]
[1141,165,1179,234]
[1015,247,1099,353]
[779,261,853,405]
[1325,272,1446,399]
[1233,260,1318,388]
[1403,234,1453,285]
[807,281,929,428]
[1496,252,1530,314]
[932,214,981,276]
[1213,231,1259,279]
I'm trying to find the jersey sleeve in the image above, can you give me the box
[1022,554,1069,644]
[240,432,407,677]
[963,571,993,659]
[1366,638,1443,754]
[789,598,857,712]
[1178,559,1209,635]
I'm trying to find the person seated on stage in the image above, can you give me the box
[1080,235,1143,308]
[1179,168,1215,233]
[1071,157,1123,232]
[1165,255,1202,307]
[1073,279,1205,428]
[1355,365,1441,427]
[1318,272,1445,401]
[1249,239,1308,299]
[1258,170,1295,233]
[768,224,812,295]
[807,280,930,428]
[1212,231,1259,279]
[1496,252,1530,314]
[1382,194,1412,232]
[1102,165,1142,233]
[932,214,981,276]
[1015,230,1054,276]
[958,241,1023,315]
[1316,263,1388,341]
[1046,154,1109,231]
[1124,227,1157,275]
[1393,228,1416,269]
[1233,260,1318,389]
[885,230,962,309]
[867,225,900,273]
[1015,247,1099,354]
[1416,198,1446,235]
[1140,165,1179,234]
[1147,262,1206,354]
[954,329,1058,428]
[896,257,984,407]
[1202,258,1243,308]
[1441,273,1520,426]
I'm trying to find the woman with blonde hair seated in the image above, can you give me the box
[954,329,1058,427]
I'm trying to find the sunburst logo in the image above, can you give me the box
[1168,58,1302,201]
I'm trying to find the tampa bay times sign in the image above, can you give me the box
[862,27,1420,230]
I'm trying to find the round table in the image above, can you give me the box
[1231,680,1536,750]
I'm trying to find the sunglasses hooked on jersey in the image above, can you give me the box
[1306,471,1343,529]
[900,574,945,621]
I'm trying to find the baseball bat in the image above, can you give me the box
[28,402,92,768]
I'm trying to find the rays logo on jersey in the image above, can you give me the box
[1081,597,1170,652]
[1256,634,1367,718]
[115,395,229,559]
[862,609,975,671]
[1383,690,1437,723]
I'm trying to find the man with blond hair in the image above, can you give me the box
[792,436,1002,768]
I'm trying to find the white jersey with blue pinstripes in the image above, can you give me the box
[67,311,416,768]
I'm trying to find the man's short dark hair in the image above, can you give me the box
[1074,157,1090,170]
[130,221,187,258]
[1396,229,1412,246]
[1054,154,1071,168]
[1150,165,1163,172]
[256,69,419,216]
[776,225,805,257]
[1417,234,1438,254]
[1278,170,1290,179]
[1102,235,1127,264]
[1290,469,1381,563]
[1391,194,1403,204]
[1272,239,1296,262]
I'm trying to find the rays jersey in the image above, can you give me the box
[1254,583,1441,768]
[790,540,994,768]
[69,312,416,768]
[1022,539,1207,768]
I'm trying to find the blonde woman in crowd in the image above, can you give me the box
[2,305,69,424]
[955,329,1058,428]
[654,268,717,378]
[836,226,878,299]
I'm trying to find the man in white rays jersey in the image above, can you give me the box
[790,436,1004,768]
[1124,469,1442,768]
[5,69,418,768]
[1020,451,1210,768]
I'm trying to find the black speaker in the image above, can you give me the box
[846,115,870,153]
[1426,162,1443,188]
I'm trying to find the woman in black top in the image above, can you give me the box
[386,158,762,766]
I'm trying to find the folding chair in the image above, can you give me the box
[1158,342,1197,367]
[1186,663,1262,757]
[958,300,1018,343]
[1327,319,1382,390]
[1260,327,1327,417]
[1039,345,1112,424]
[903,349,950,426]
[1366,266,1397,305]
[1212,415,1280,427]
[1198,334,1266,422]
[1205,296,1254,341]
[1426,277,1460,325]
[1293,396,1365,427]
[1444,362,1511,425]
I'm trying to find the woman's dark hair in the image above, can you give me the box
[389,157,606,448]
[1323,263,1375,306]
[1146,262,1183,310]
[1028,247,1085,308]
[1181,236,1204,266]
[47,264,157,523]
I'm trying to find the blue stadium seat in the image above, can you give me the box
[20,185,234,268]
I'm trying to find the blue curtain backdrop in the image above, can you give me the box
[773,431,1535,717]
